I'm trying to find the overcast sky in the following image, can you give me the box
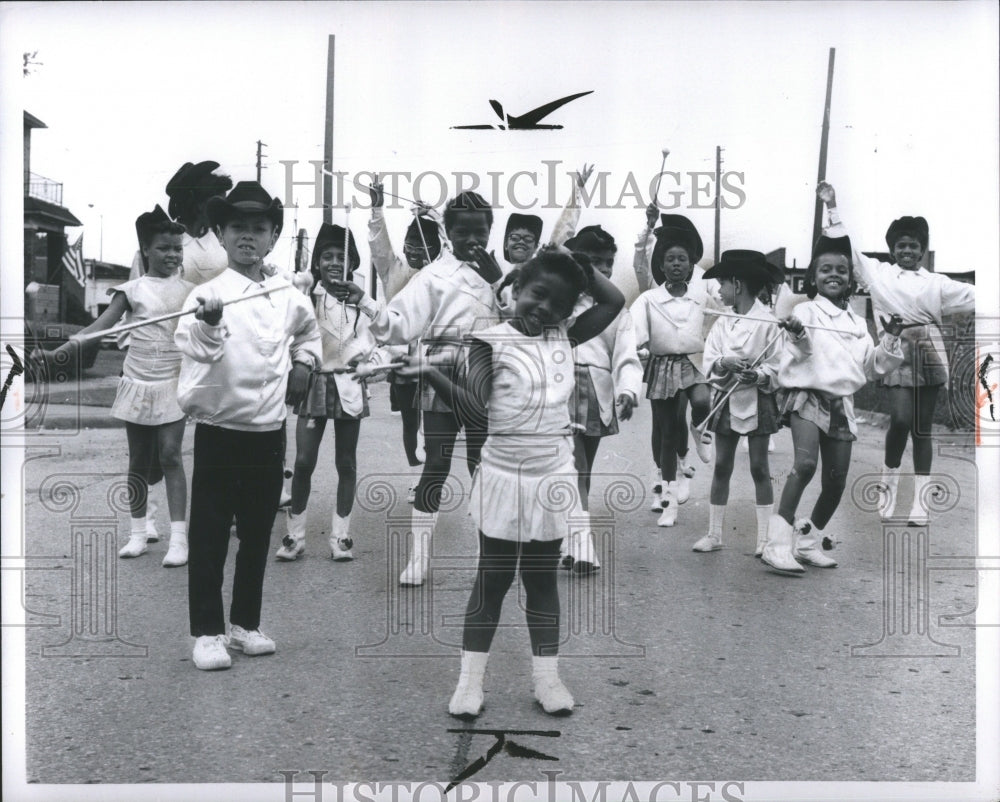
[2,0,998,305]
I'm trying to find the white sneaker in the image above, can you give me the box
[162,539,188,567]
[192,635,231,670]
[330,538,354,561]
[227,625,276,656]
[691,534,722,552]
[534,675,574,715]
[118,534,148,558]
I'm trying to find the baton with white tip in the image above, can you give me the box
[70,283,295,343]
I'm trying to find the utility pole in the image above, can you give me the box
[256,140,267,183]
[812,47,836,246]
[714,146,723,265]
[323,35,336,225]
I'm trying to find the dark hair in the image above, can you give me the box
[310,240,359,295]
[803,249,856,300]
[138,219,186,273]
[170,173,233,226]
[443,191,493,231]
[516,245,590,301]
[732,272,767,298]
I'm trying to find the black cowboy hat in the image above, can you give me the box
[564,224,616,253]
[651,214,704,285]
[503,213,544,261]
[884,216,929,252]
[207,181,284,235]
[312,222,360,274]
[702,249,773,284]
[134,204,173,244]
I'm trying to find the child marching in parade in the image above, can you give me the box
[368,178,444,472]
[817,182,975,525]
[562,225,643,574]
[401,245,625,718]
[348,191,504,586]
[175,181,321,670]
[695,251,782,555]
[630,215,719,527]
[36,206,193,566]
[276,223,388,563]
[764,236,905,573]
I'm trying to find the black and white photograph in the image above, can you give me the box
[1,2,998,801]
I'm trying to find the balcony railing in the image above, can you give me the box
[25,172,63,206]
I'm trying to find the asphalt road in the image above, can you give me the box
[13,380,980,789]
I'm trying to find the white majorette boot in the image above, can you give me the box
[657,482,678,527]
[400,510,437,586]
[119,518,148,558]
[145,492,161,542]
[676,457,695,504]
[571,513,600,575]
[276,509,307,561]
[532,655,574,715]
[330,512,354,561]
[907,475,934,527]
[448,650,488,719]
[650,467,664,511]
[793,518,837,568]
[754,504,772,557]
[877,465,900,521]
[761,515,806,575]
[162,521,189,567]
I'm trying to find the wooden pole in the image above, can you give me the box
[812,47,836,246]
[323,35,336,225]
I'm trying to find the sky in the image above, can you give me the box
[2,0,998,306]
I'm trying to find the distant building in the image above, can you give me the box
[23,111,84,323]
[86,260,132,318]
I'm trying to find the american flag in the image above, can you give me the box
[62,233,85,286]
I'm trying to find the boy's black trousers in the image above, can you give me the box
[188,423,284,637]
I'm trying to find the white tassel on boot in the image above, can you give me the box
[276,509,307,561]
[761,514,805,575]
[330,512,354,561]
[571,513,600,575]
[119,519,148,558]
[657,482,678,527]
[400,510,436,586]
[793,518,837,568]
[532,655,574,715]
[448,650,488,719]
[162,521,188,567]
[754,504,772,557]
[692,504,725,552]
[878,465,900,521]
[907,475,933,527]
[649,468,664,511]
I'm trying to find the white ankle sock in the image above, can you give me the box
[130,518,147,539]
[170,521,187,540]
[755,505,772,543]
[708,505,726,538]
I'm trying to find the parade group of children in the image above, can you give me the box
[35,160,975,716]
